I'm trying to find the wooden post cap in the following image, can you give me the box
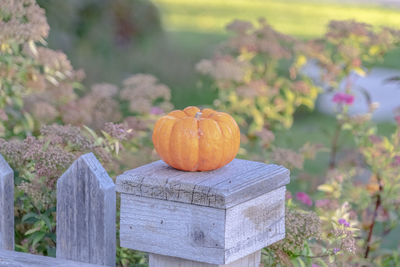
[116,159,290,265]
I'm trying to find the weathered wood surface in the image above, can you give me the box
[0,154,14,250]
[149,250,261,267]
[224,186,285,263]
[0,249,105,267]
[116,159,289,209]
[57,153,116,266]
[120,187,285,265]
[120,194,226,264]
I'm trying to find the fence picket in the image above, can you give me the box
[0,154,14,251]
[56,153,116,267]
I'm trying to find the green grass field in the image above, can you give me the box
[148,0,400,107]
[153,0,400,38]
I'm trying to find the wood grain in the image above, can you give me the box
[116,159,289,209]
[0,249,105,267]
[0,154,14,250]
[225,187,285,263]
[149,250,261,267]
[120,194,226,264]
[120,187,285,265]
[56,153,116,266]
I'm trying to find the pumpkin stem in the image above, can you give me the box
[195,112,202,120]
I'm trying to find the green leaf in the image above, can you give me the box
[40,214,53,231]
[31,231,46,247]
[22,212,39,223]
[318,184,335,193]
[315,258,329,267]
[25,226,41,236]
[83,125,98,139]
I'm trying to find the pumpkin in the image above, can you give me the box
[152,106,240,171]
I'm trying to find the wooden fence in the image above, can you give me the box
[0,152,289,267]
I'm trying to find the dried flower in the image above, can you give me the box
[272,148,304,169]
[0,0,49,43]
[271,209,320,253]
[40,124,92,149]
[120,74,172,114]
[332,227,357,254]
[103,122,134,141]
[196,58,247,82]
[62,83,121,129]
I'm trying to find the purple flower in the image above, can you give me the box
[296,192,313,206]
[150,106,163,115]
[338,218,350,227]
[312,264,320,267]
[332,92,354,105]
[333,248,341,254]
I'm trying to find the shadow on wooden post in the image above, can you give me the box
[56,153,116,267]
[0,154,14,251]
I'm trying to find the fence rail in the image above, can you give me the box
[0,153,116,267]
[0,152,289,267]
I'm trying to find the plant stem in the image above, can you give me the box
[364,175,383,259]
[329,122,342,169]
[293,253,333,259]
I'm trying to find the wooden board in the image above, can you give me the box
[224,187,285,263]
[116,159,289,209]
[56,153,116,266]
[0,249,105,267]
[0,154,14,250]
[149,250,261,267]
[120,186,286,265]
[120,194,226,264]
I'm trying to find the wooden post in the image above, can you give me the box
[117,159,290,266]
[56,153,116,266]
[0,154,14,251]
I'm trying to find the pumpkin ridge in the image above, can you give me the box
[158,117,177,166]
[213,117,226,169]
[152,117,167,157]
[169,120,183,170]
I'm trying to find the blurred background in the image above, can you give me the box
[37,0,400,108]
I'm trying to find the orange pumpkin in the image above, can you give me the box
[152,106,240,171]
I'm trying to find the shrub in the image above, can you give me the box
[196,18,319,134]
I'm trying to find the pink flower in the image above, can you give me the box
[286,191,292,200]
[150,107,163,115]
[395,115,400,126]
[312,264,320,267]
[332,92,354,105]
[296,192,313,206]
